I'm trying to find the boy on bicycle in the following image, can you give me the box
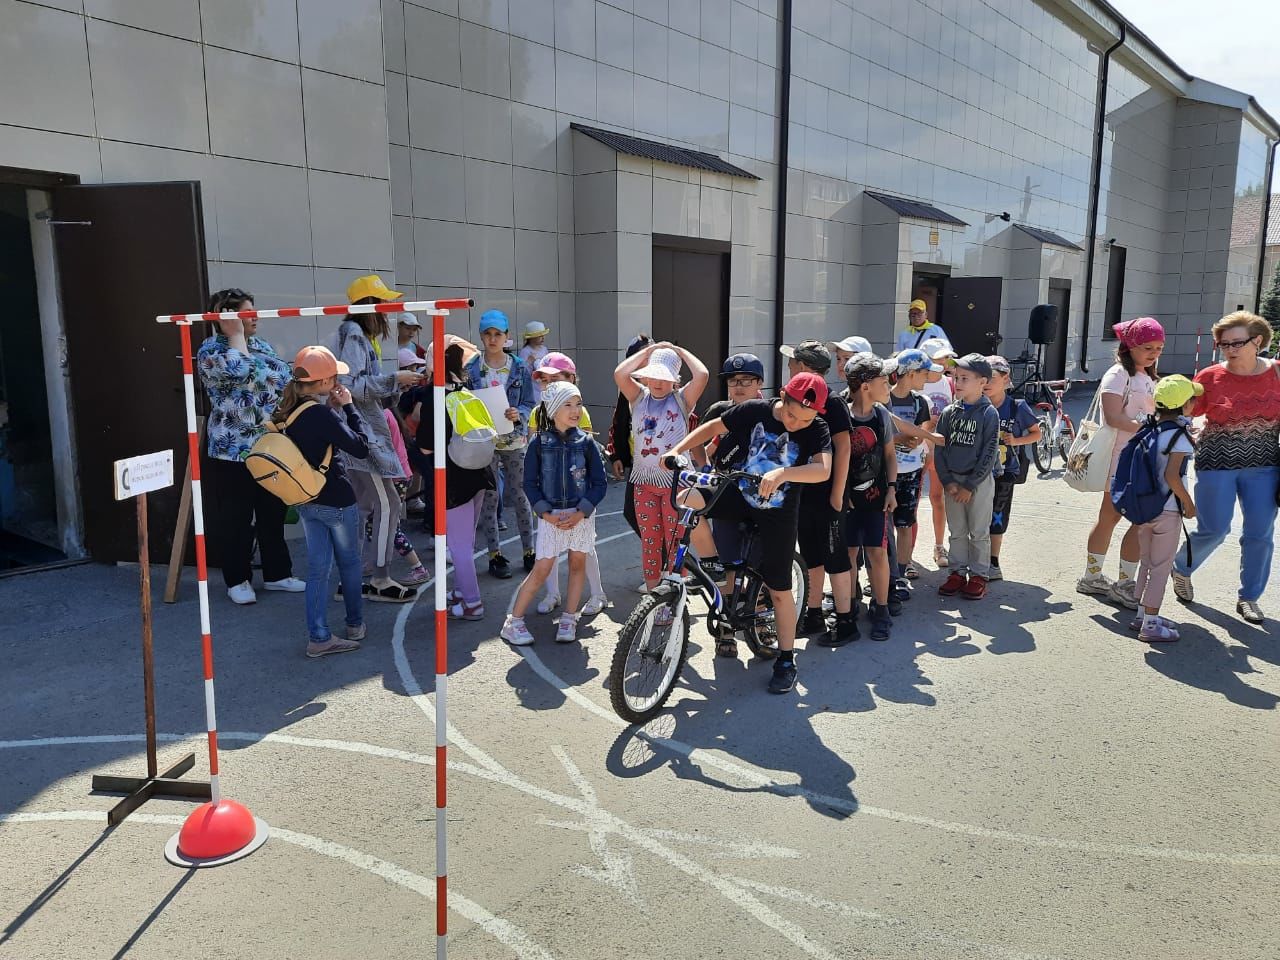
[663,373,833,695]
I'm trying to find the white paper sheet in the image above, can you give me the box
[471,385,514,435]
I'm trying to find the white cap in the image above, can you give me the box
[832,335,872,354]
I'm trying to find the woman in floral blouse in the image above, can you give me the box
[196,288,305,605]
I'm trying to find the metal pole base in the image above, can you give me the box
[91,753,212,826]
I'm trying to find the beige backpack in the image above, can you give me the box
[245,401,332,505]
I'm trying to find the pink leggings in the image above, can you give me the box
[633,482,680,583]
[1136,510,1181,611]
[446,492,485,605]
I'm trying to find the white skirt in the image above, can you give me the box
[535,512,597,559]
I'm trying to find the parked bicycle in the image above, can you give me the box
[608,460,806,724]
[1021,378,1085,473]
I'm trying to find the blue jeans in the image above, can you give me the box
[1174,466,1280,601]
[297,502,364,641]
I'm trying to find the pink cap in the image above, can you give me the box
[534,352,576,378]
[1112,316,1164,347]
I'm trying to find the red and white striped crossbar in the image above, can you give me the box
[155,298,474,325]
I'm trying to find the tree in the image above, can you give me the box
[1263,260,1280,338]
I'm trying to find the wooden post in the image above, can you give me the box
[163,416,203,604]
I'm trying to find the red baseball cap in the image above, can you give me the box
[782,371,827,413]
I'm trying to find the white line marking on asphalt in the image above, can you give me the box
[0,811,556,960]
[550,746,641,902]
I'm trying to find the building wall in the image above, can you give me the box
[0,0,396,366]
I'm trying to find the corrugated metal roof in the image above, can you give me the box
[569,123,760,180]
[864,190,968,226]
[1015,224,1083,250]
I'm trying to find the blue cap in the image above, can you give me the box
[720,353,765,379]
[894,348,941,373]
[479,309,509,333]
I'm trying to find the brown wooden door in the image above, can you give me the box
[651,242,727,414]
[943,277,1003,358]
[50,182,208,563]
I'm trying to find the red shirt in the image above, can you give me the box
[1191,362,1280,470]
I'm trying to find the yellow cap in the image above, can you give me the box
[909,299,927,313]
[347,274,403,303]
[1154,374,1203,410]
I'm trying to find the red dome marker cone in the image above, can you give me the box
[165,799,268,867]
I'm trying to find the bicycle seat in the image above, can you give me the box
[1042,380,1067,389]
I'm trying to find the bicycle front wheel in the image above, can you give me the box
[608,583,690,724]
[1032,412,1054,474]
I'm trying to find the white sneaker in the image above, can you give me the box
[581,595,610,616]
[263,576,306,593]
[501,615,535,646]
[933,544,949,568]
[555,613,579,643]
[1171,570,1194,603]
[1076,573,1113,597]
[536,593,561,615]
[1108,578,1139,611]
[227,581,257,605]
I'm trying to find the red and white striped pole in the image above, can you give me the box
[431,311,449,958]
[1195,326,1203,373]
[154,297,471,874]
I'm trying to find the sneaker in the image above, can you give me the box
[1171,571,1194,603]
[500,615,535,646]
[869,604,891,641]
[581,595,610,616]
[1076,573,1113,597]
[555,613,580,643]
[227,581,257,605]
[497,518,510,531]
[702,558,727,583]
[798,609,827,636]
[306,635,360,658]
[346,623,367,642]
[523,550,537,572]
[449,599,484,621]
[987,563,1003,582]
[1108,578,1139,611]
[767,657,797,694]
[401,565,430,586]
[263,576,306,593]
[536,593,561,615]
[933,544,949,568]
[488,553,512,579]
[938,572,967,596]
[961,575,988,600]
[1237,599,1265,624]
[817,613,860,647]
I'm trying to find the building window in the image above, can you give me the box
[1102,245,1126,340]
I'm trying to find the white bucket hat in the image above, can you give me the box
[523,320,551,340]
[632,347,681,383]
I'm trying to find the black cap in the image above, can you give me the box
[953,353,993,380]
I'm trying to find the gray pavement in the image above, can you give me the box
[1,458,1278,960]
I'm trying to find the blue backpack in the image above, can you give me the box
[1110,419,1190,525]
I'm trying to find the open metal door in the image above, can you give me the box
[943,277,1003,358]
[50,182,208,563]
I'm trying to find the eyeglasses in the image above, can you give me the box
[1217,336,1256,351]
[726,377,761,388]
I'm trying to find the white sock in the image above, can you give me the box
[1084,552,1106,578]
[1141,611,1157,629]
[1118,559,1138,583]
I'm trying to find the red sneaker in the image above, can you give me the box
[961,575,988,600]
[938,572,968,596]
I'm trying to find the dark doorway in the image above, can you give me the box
[1103,245,1126,340]
[942,277,1003,357]
[912,269,948,326]
[1046,281,1071,379]
[50,182,208,563]
[0,185,64,571]
[651,235,728,414]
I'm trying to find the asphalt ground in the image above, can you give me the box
[1,449,1277,959]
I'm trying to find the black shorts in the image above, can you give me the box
[845,508,889,549]
[797,504,853,575]
[893,470,924,527]
[708,485,799,592]
[990,476,1017,535]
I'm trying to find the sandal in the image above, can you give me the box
[903,562,919,580]
[367,582,417,603]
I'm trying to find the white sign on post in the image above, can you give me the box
[114,450,174,501]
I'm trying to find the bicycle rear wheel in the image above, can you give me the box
[737,553,807,659]
[608,583,690,724]
[1032,411,1054,474]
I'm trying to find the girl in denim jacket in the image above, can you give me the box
[501,382,607,646]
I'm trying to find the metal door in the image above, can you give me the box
[942,277,1003,358]
[1047,283,1071,379]
[651,241,728,413]
[50,182,208,562]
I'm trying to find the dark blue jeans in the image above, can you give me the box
[297,502,364,641]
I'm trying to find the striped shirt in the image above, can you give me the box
[1191,362,1280,471]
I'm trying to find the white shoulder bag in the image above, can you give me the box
[1064,374,1130,493]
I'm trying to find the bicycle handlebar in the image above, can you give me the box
[664,455,758,513]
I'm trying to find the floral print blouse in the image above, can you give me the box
[196,334,292,462]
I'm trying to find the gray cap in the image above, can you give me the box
[843,352,896,384]
[779,339,832,373]
[954,353,993,380]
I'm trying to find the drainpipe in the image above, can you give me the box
[771,0,793,390]
[1253,137,1278,312]
[1079,22,1125,374]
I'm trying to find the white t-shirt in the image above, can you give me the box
[1099,364,1156,427]
[1154,418,1195,513]
[895,323,950,354]
[921,374,954,421]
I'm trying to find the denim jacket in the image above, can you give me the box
[464,351,536,443]
[523,427,607,517]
